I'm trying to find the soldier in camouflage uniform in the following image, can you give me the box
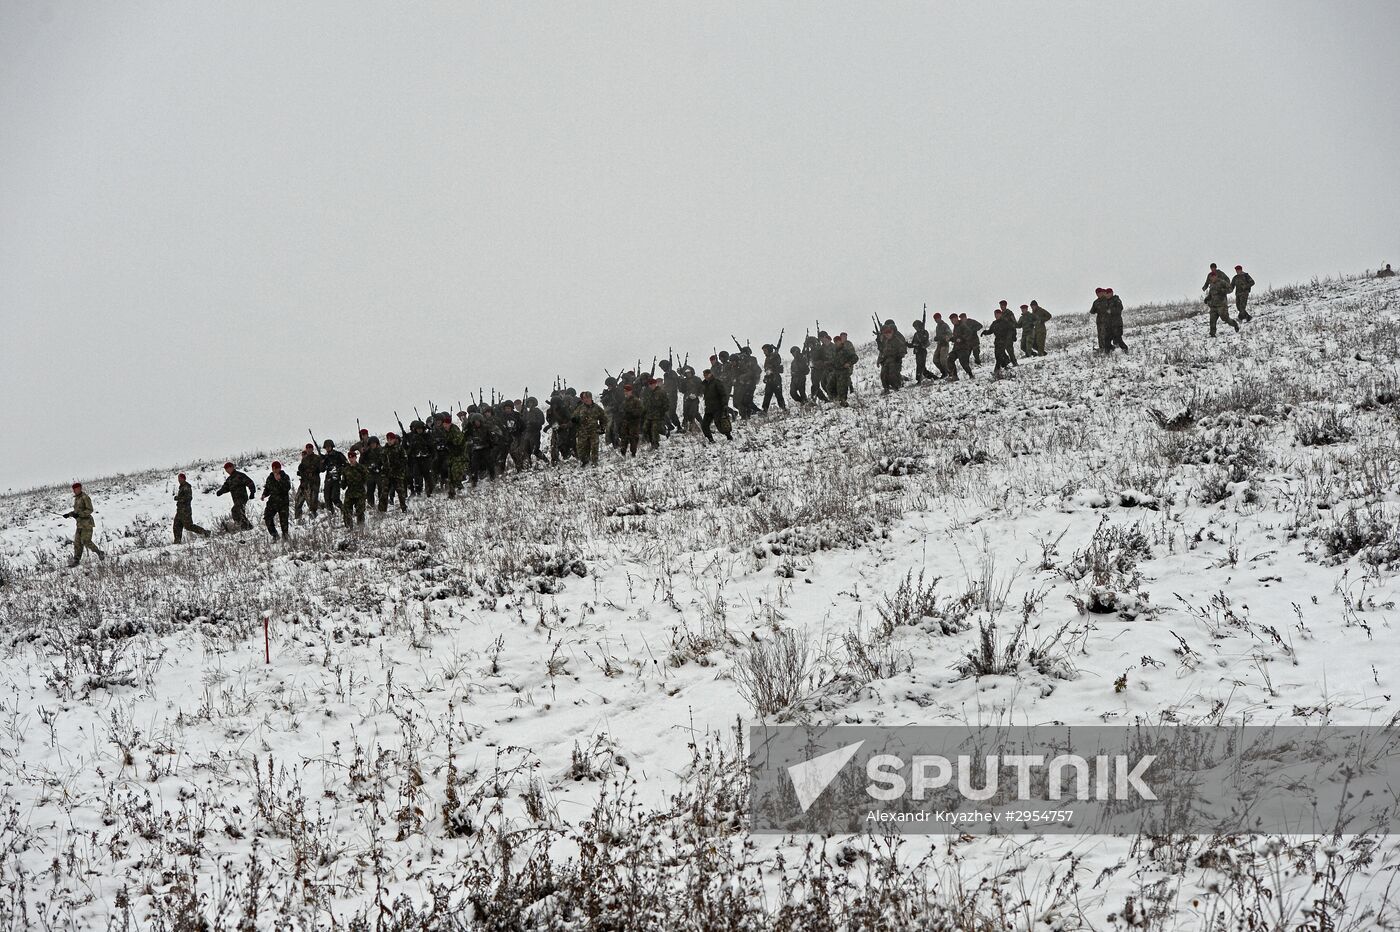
[547,392,573,463]
[637,378,659,447]
[571,391,608,465]
[1378,263,1395,278]
[1029,301,1052,356]
[463,411,494,485]
[350,430,381,505]
[261,461,292,540]
[341,451,368,527]
[600,378,622,449]
[657,359,682,432]
[65,482,105,565]
[950,314,977,380]
[761,344,787,411]
[788,345,809,402]
[1202,266,1239,336]
[909,319,931,383]
[701,369,732,441]
[830,333,859,405]
[443,413,468,497]
[618,384,643,455]
[173,472,208,543]
[378,432,409,511]
[1018,305,1035,357]
[1230,264,1255,322]
[320,440,348,513]
[983,308,1018,376]
[217,462,257,530]
[931,313,952,377]
[876,319,908,393]
[294,443,321,519]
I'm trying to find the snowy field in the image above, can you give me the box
[3,273,1400,930]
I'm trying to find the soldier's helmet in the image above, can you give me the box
[658,359,671,370]
[502,400,514,409]
[457,411,468,419]
[323,439,335,449]
[912,319,923,328]
[718,350,730,359]
[790,345,801,353]
[605,377,616,386]
[883,319,896,329]
[410,420,424,431]
[682,366,695,375]
[761,343,773,353]
[740,345,753,355]
[368,436,380,446]
[526,396,538,407]
[565,387,577,396]
[818,330,830,340]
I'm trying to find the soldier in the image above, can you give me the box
[571,391,608,465]
[216,462,256,530]
[701,368,733,441]
[830,332,859,405]
[172,472,208,543]
[261,461,292,540]
[809,333,833,402]
[1230,264,1255,322]
[319,440,348,513]
[963,315,984,364]
[1029,300,1052,356]
[876,319,908,393]
[982,308,1018,376]
[294,443,321,519]
[360,435,382,504]
[1104,288,1128,352]
[788,345,809,402]
[1378,263,1395,278]
[733,346,760,418]
[348,427,371,460]
[657,359,682,432]
[463,410,494,485]
[1202,265,1239,336]
[931,313,953,378]
[443,413,468,497]
[547,392,573,463]
[64,482,105,566]
[378,432,409,512]
[645,376,671,445]
[341,450,368,527]
[1089,288,1112,353]
[618,383,644,455]
[1018,305,1035,357]
[601,377,622,449]
[523,397,547,464]
[430,415,451,489]
[761,344,787,411]
[950,314,977,380]
[909,319,932,383]
[497,401,526,471]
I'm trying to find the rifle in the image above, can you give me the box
[394,411,407,435]
[457,400,463,414]
[649,355,657,377]
[774,327,785,352]
[682,352,689,368]
[604,368,613,381]
[356,417,361,437]
[731,334,744,352]
[667,346,674,366]
[413,406,423,425]
[816,319,823,338]
[872,314,882,340]
[922,303,928,327]
[308,428,321,451]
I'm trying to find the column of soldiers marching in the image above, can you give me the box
[57,262,1297,563]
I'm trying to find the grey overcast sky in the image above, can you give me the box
[2,1,1397,490]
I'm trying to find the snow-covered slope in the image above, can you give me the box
[3,274,1400,930]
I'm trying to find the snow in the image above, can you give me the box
[2,273,1400,928]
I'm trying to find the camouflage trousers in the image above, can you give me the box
[830,369,852,405]
[229,501,253,530]
[642,416,662,447]
[576,431,600,465]
[913,347,931,381]
[342,496,366,528]
[879,359,903,391]
[72,527,104,564]
[933,344,951,376]
[619,425,640,456]
[295,476,320,518]
[173,509,208,543]
[950,345,974,379]
[1032,325,1047,355]
[1235,291,1252,321]
[762,378,786,411]
[789,374,807,402]
[1095,315,1108,353]
[378,476,408,512]
[1020,327,1033,356]
[1208,304,1239,337]
[809,367,830,402]
[323,478,342,513]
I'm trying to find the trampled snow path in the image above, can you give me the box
[2,273,1399,929]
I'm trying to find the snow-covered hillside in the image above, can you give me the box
[3,274,1400,930]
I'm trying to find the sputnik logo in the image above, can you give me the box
[787,741,864,812]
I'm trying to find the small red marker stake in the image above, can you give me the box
[263,616,271,664]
